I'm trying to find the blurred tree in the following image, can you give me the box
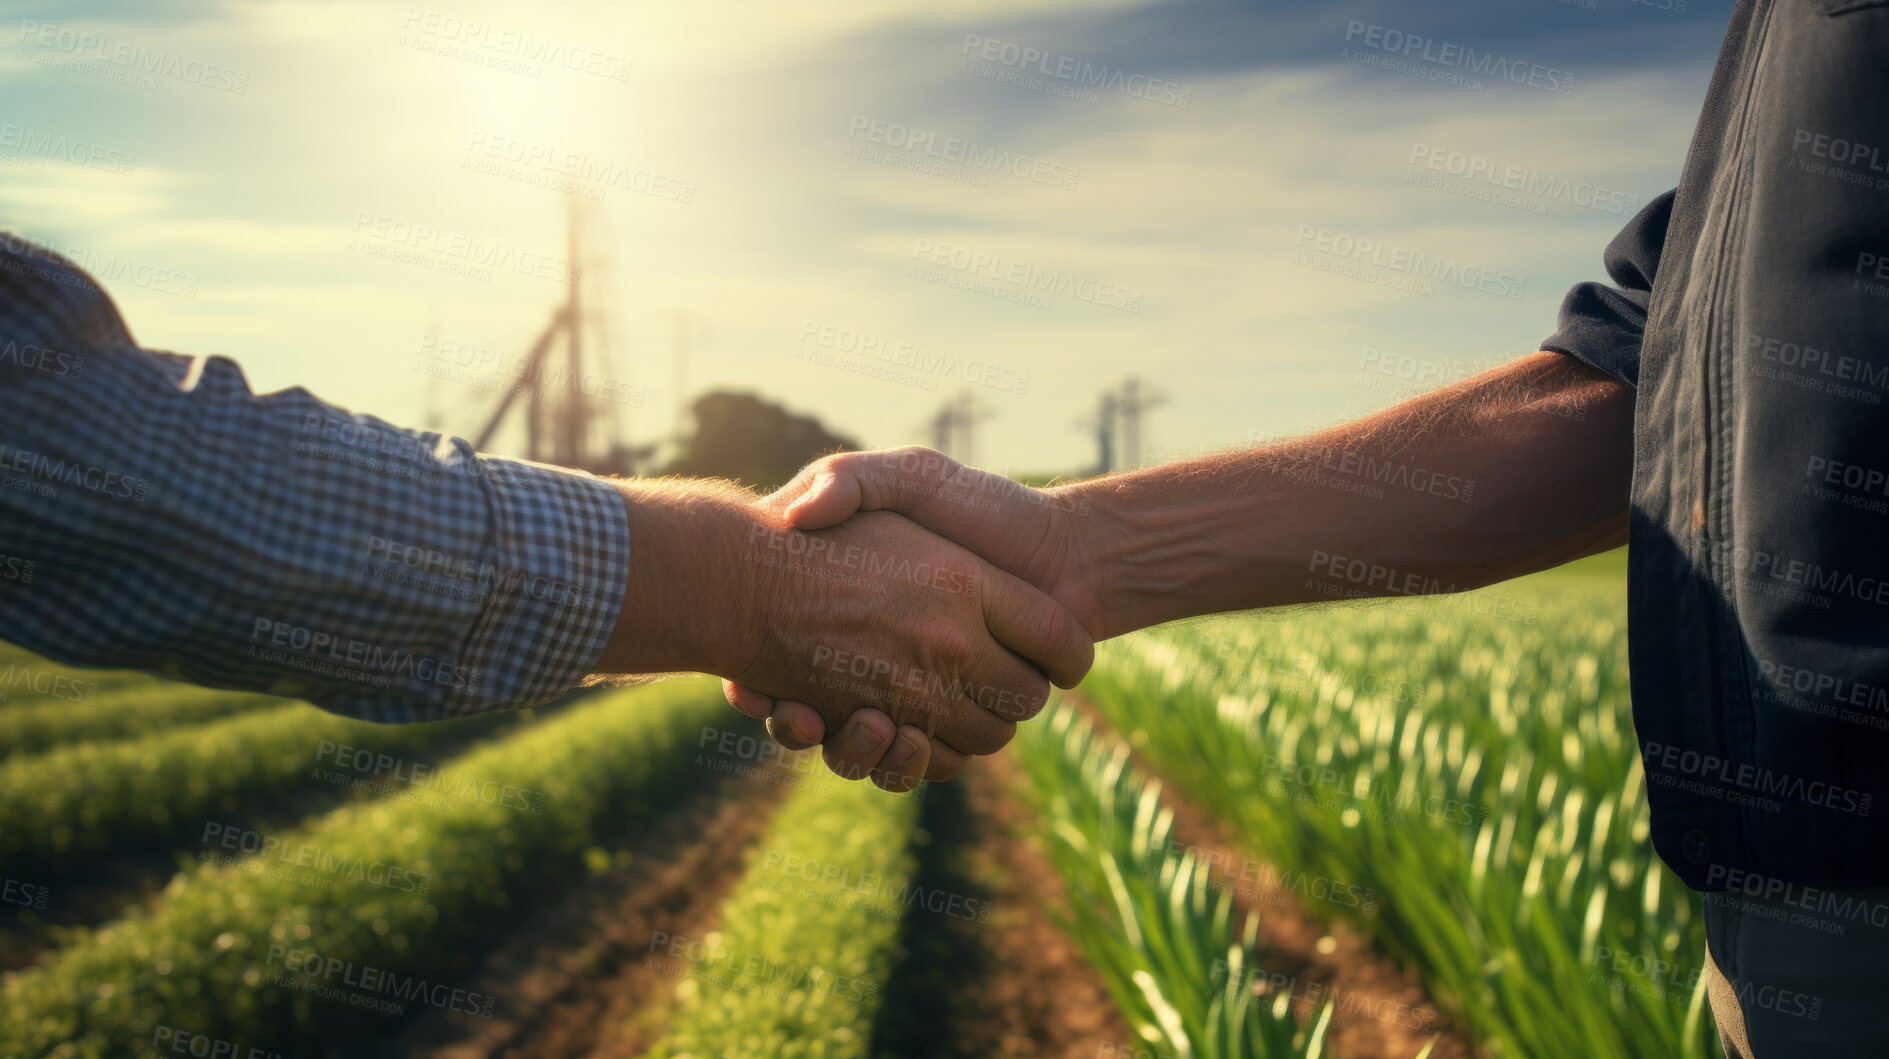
[661,391,859,493]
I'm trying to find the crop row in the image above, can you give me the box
[0,645,151,705]
[0,677,727,1058]
[1080,569,1719,1059]
[0,699,524,875]
[646,764,921,1059]
[0,685,275,761]
[1015,704,1352,1059]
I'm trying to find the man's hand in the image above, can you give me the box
[779,447,1111,633]
[594,478,1093,792]
[722,449,1110,769]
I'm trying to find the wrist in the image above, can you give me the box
[1057,468,1280,638]
[595,479,774,679]
[1051,479,1135,639]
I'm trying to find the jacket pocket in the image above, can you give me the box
[1825,0,1889,14]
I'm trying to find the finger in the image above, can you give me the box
[761,459,829,514]
[785,447,961,530]
[792,450,1045,579]
[899,683,1018,757]
[869,724,931,794]
[923,739,970,782]
[783,467,863,529]
[822,708,897,782]
[722,679,776,721]
[980,566,1095,690]
[766,702,824,751]
[961,635,1053,725]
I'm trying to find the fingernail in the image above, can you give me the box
[788,715,817,746]
[851,720,882,754]
[886,736,916,768]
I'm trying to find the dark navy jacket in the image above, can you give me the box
[1544,0,1889,889]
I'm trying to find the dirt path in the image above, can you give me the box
[872,752,1140,1059]
[373,763,791,1059]
[1063,692,1481,1059]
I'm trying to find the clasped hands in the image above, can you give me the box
[719,446,1112,793]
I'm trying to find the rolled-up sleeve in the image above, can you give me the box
[1540,189,1676,390]
[0,235,628,722]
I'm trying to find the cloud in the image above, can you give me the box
[0,0,1727,469]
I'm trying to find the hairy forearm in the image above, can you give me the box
[1062,352,1632,637]
[593,478,771,678]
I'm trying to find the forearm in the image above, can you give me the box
[592,478,770,679]
[0,336,632,720]
[1064,352,1632,637]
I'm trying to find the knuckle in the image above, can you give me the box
[883,686,931,721]
[1011,678,1051,722]
[955,713,1014,756]
[818,451,858,479]
[890,445,956,482]
[971,671,1046,723]
[927,757,966,782]
[980,719,1018,754]
[820,745,869,781]
[873,760,921,793]
[926,626,977,671]
[765,718,808,751]
[933,556,983,600]
[952,717,1001,756]
[1061,637,1096,688]
[849,711,895,746]
[1037,603,1069,656]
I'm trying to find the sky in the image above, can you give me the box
[0,0,1732,476]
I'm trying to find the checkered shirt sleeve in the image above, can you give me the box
[0,234,630,722]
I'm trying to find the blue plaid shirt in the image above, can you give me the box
[0,234,630,722]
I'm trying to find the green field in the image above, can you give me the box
[0,549,1722,1058]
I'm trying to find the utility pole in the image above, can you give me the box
[953,391,993,466]
[674,313,691,440]
[474,198,635,474]
[1114,376,1166,469]
[551,195,585,466]
[420,309,444,432]
[1078,390,1118,475]
[557,195,585,467]
[925,405,955,455]
[917,391,991,464]
[1077,377,1165,474]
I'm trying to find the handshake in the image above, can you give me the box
[593,351,1589,791]
[599,446,1123,794]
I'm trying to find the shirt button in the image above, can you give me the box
[1682,830,1712,865]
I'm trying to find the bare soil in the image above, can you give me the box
[373,765,791,1059]
[871,752,1143,1059]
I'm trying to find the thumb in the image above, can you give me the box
[783,468,865,529]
